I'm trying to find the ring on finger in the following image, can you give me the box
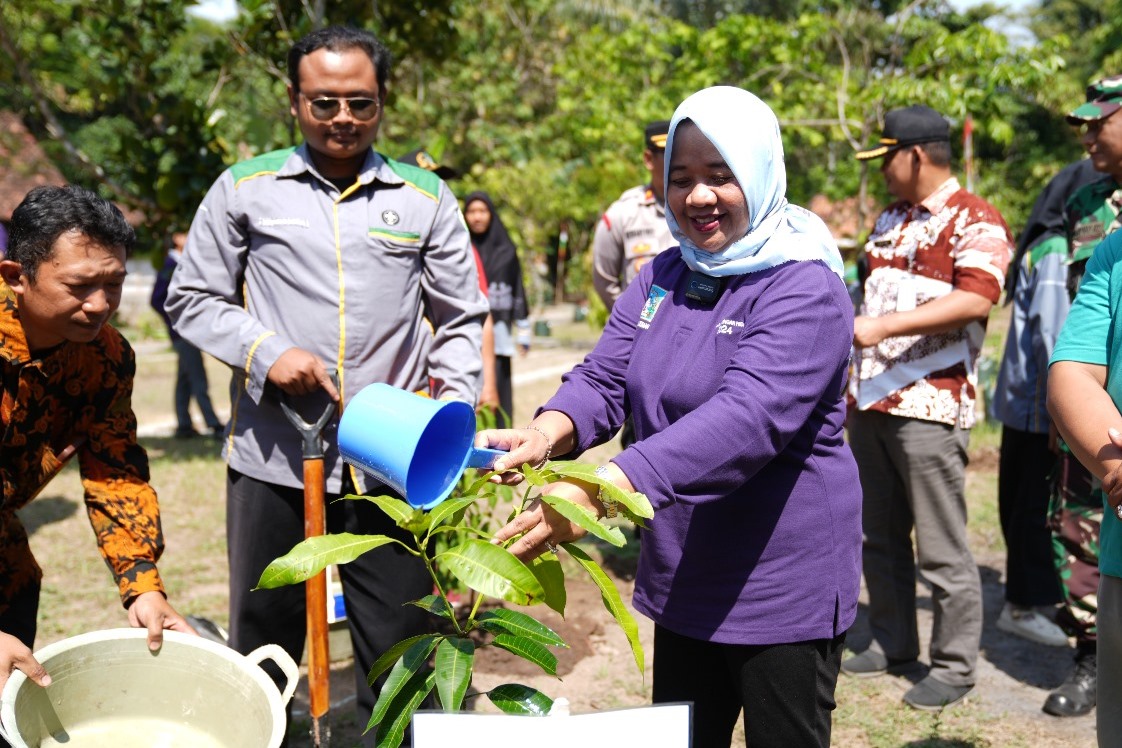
[1116,504,1122,522]
[544,540,558,554]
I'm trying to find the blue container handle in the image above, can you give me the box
[465,447,506,470]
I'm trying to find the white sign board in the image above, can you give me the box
[411,703,691,747]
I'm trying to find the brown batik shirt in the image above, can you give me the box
[853,178,1013,428]
[0,285,165,614]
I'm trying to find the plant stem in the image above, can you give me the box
[420,550,464,636]
[467,589,486,621]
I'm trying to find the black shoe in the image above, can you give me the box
[1043,652,1096,717]
[174,427,199,439]
[208,424,226,441]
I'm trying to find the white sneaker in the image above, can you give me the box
[997,603,1069,647]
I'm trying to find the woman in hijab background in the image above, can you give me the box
[464,191,530,428]
[476,87,862,747]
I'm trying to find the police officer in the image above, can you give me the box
[591,120,677,312]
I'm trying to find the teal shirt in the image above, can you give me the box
[1052,229,1122,577]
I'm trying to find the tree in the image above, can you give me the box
[0,0,459,251]
[0,1,236,248]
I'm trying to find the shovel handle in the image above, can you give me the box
[304,458,330,723]
[280,369,340,460]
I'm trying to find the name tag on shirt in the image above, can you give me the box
[896,276,917,312]
[638,285,668,330]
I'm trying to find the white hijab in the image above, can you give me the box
[665,86,844,280]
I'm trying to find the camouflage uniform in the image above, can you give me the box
[1050,161,1122,647]
[1050,442,1103,643]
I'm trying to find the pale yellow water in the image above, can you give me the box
[37,716,230,748]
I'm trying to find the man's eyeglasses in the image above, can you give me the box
[301,94,380,122]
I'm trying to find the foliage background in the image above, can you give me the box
[0,0,1116,291]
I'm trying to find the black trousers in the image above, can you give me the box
[0,583,39,748]
[226,468,432,747]
[998,425,1063,607]
[651,624,845,748]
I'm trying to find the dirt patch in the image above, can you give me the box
[470,577,605,679]
[970,443,1001,473]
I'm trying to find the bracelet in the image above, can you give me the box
[595,465,619,518]
[526,424,553,469]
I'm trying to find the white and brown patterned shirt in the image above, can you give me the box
[854,178,1013,428]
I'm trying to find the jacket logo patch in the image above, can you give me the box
[256,217,309,228]
[638,285,668,329]
[382,210,401,226]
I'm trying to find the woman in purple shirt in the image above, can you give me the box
[480,87,862,748]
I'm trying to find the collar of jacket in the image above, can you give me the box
[279,145,408,191]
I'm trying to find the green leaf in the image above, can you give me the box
[255,533,396,588]
[434,637,475,711]
[367,637,439,732]
[366,634,440,686]
[408,595,455,620]
[486,683,554,716]
[371,669,436,748]
[401,510,432,537]
[463,471,498,496]
[545,461,654,520]
[540,494,626,547]
[475,608,567,647]
[603,483,655,522]
[522,463,548,487]
[529,554,567,616]
[435,539,545,605]
[426,495,477,530]
[564,543,644,675]
[342,494,415,525]
[491,633,559,676]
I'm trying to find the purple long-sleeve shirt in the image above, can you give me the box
[546,251,862,644]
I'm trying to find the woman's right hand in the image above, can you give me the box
[475,427,552,485]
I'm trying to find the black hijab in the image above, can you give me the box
[464,191,528,325]
[1006,159,1099,299]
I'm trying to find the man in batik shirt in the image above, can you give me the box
[840,106,1013,713]
[0,185,193,709]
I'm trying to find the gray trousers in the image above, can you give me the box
[1099,574,1122,745]
[849,409,982,687]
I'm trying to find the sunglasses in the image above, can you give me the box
[301,94,380,122]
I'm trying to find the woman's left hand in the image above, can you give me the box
[493,479,599,561]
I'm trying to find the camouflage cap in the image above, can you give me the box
[1067,76,1122,125]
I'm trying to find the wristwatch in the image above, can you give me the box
[595,465,619,519]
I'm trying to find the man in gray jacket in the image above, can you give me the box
[166,25,487,745]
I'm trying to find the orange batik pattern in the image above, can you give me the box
[0,286,165,615]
